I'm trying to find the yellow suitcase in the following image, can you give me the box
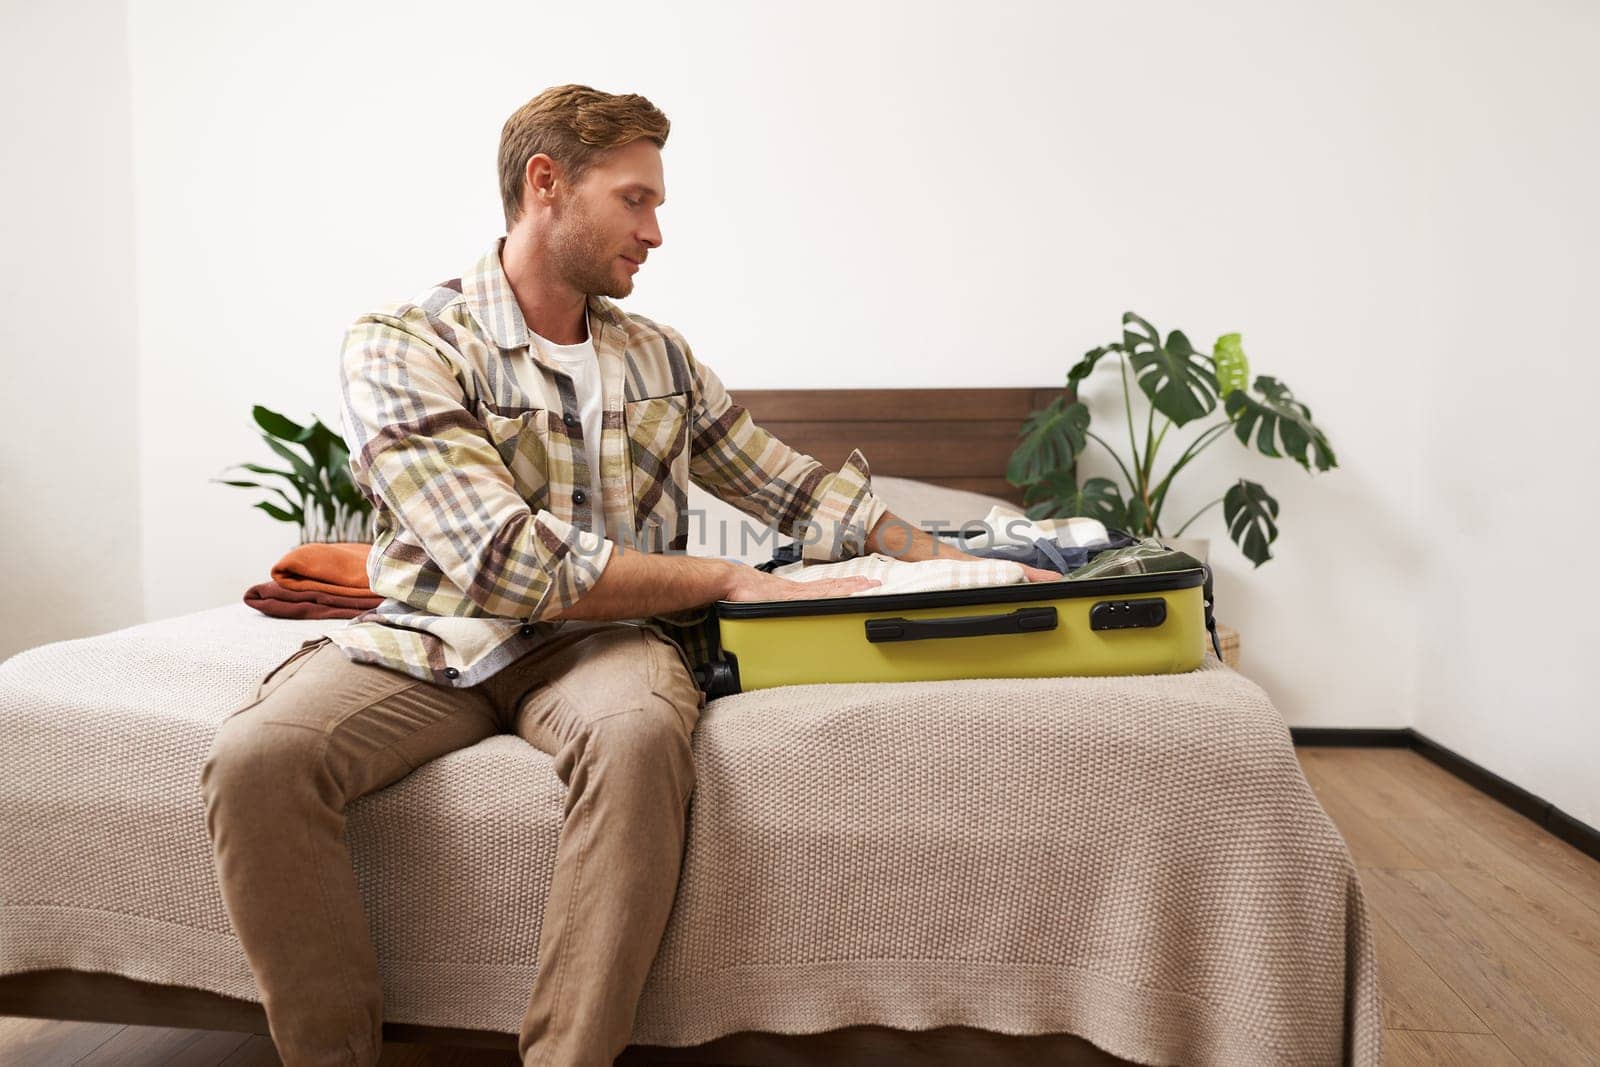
[693,537,1220,697]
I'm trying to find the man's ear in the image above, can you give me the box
[524,152,560,208]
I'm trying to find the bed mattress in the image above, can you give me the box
[0,603,1382,1066]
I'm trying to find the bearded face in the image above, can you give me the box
[545,169,656,299]
[512,138,664,305]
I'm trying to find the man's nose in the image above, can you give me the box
[639,215,662,251]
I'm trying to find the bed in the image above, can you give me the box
[0,387,1383,1066]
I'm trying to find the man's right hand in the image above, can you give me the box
[722,565,882,604]
[549,550,880,622]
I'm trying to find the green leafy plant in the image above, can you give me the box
[211,405,375,544]
[1006,311,1337,567]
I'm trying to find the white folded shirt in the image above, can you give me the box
[954,505,1111,551]
[767,552,1028,596]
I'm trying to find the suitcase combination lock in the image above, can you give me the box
[1089,597,1168,631]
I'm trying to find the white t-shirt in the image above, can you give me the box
[528,324,606,542]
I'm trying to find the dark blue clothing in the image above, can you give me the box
[758,529,1139,576]
[943,530,1138,574]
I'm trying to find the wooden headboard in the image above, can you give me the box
[730,387,1072,506]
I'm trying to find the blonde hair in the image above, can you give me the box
[498,85,671,230]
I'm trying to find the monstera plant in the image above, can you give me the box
[1006,312,1337,567]
[211,405,375,544]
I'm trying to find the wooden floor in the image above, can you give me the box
[1297,746,1600,1066]
[2,747,1597,1066]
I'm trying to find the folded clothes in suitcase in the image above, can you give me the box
[692,531,1222,697]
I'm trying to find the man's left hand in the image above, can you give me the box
[942,547,1060,582]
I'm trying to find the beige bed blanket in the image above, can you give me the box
[0,604,1382,1065]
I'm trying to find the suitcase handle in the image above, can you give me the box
[864,607,1058,643]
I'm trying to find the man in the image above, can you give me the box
[200,84,1056,1067]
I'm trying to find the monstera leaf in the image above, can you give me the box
[1005,395,1089,487]
[1121,312,1219,427]
[1213,333,1249,397]
[1224,478,1280,566]
[1021,471,1128,527]
[1065,343,1122,394]
[1223,375,1337,472]
[1006,312,1336,568]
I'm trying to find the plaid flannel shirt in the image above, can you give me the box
[329,236,889,689]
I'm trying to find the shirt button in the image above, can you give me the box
[573,488,586,505]
[563,412,577,427]
[520,624,537,638]
[443,667,460,680]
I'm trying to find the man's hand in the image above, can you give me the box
[864,512,1062,582]
[552,514,1061,624]
[723,555,1056,603]
[550,550,881,620]
[724,567,882,603]
[944,550,1061,583]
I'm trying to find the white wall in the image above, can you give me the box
[1396,3,1600,829]
[125,0,1428,731]
[0,0,144,662]
[6,1,1594,823]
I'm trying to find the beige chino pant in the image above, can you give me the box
[199,621,706,1067]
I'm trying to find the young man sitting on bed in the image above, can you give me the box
[199,83,1057,1067]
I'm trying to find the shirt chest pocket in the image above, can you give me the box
[478,402,553,511]
[624,392,691,550]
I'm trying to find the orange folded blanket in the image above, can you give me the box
[270,541,375,598]
[244,580,382,620]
